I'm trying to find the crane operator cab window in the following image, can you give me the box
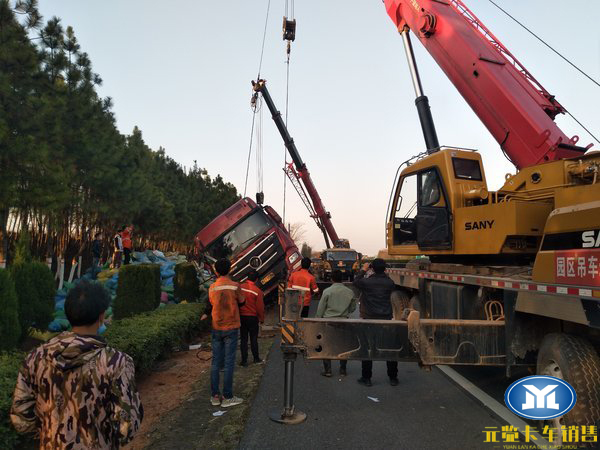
[416,168,451,249]
[392,174,418,245]
[420,170,441,207]
[392,168,452,249]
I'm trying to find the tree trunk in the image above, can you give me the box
[0,208,8,268]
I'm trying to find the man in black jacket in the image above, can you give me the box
[353,258,399,387]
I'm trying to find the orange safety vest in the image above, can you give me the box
[208,276,245,330]
[288,268,319,306]
[239,280,265,322]
[121,227,133,250]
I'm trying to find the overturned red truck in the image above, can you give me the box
[194,197,301,297]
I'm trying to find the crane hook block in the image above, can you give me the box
[283,17,296,42]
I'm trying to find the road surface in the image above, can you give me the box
[240,295,518,449]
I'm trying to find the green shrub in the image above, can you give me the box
[174,263,200,302]
[0,352,25,449]
[13,231,31,266]
[114,264,161,319]
[105,302,207,374]
[0,270,20,350]
[9,262,55,338]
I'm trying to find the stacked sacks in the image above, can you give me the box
[48,288,69,332]
[47,276,116,333]
[47,250,190,332]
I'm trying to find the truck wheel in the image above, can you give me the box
[391,290,410,320]
[536,333,600,431]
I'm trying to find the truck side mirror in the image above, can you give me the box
[264,205,282,224]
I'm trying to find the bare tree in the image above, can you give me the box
[287,222,306,245]
[300,242,312,258]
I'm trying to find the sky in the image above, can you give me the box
[37,0,600,256]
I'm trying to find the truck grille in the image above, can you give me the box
[230,232,286,291]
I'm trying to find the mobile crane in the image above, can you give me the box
[383,0,600,429]
[277,0,600,432]
[252,79,361,281]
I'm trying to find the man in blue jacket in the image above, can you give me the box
[353,258,399,387]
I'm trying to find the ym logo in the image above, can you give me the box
[522,385,559,410]
[505,375,577,420]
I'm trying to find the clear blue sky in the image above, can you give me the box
[37,0,600,255]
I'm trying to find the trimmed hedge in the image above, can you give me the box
[174,263,200,302]
[114,264,161,319]
[0,352,25,449]
[105,302,207,374]
[0,270,20,350]
[10,262,55,338]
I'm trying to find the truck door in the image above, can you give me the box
[416,168,452,249]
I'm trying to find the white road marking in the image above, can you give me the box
[437,365,549,448]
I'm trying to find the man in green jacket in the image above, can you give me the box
[316,269,356,377]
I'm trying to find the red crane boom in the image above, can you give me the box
[384,0,589,169]
[252,79,341,249]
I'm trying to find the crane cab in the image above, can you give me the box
[386,147,552,263]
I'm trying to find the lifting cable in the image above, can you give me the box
[256,96,264,197]
[487,0,600,145]
[244,0,272,198]
[282,0,296,223]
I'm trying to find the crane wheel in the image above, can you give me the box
[536,333,600,433]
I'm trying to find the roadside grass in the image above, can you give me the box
[207,341,272,449]
[143,334,276,450]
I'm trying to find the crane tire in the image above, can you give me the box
[536,333,600,428]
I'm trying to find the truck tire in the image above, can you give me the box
[536,333,600,429]
[391,290,410,320]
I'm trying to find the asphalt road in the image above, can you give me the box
[240,295,510,449]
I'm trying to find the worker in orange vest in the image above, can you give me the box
[287,257,319,318]
[121,225,134,265]
[239,270,265,366]
[201,258,245,408]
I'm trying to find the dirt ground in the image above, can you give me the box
[138,335,276,449]
[125,305,279,449]
[124,339,213,450]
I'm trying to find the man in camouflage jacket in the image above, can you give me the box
[11,281,143,449]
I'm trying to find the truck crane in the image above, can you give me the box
[380,0,600,429]
[275,0,600,433]
[252,79,361,280]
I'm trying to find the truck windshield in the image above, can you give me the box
[205,211,273,260]
[326,251,357,261]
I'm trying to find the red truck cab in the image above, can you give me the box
[194,198,301,295]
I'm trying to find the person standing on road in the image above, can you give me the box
[121,225,134,265]
[239,270,265,366]
[353,258,399,387]
[288,257,319,318]
[316,269,356,377]
[91,232,102,280]
[112,228,123,269]
[11,281,143,449]
[201,258,246,408]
